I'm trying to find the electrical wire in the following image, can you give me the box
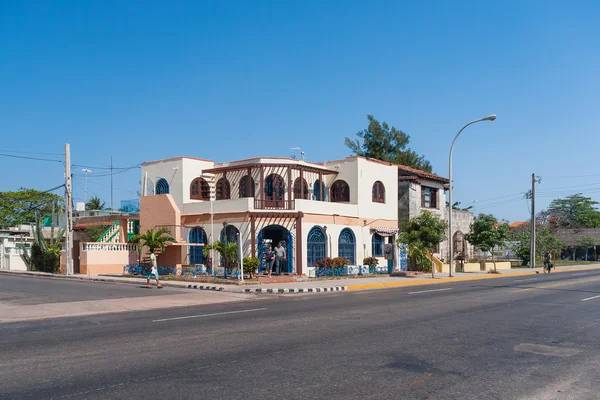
[0,149,63,156]
[72,163,141,171]
[0,153,63,163]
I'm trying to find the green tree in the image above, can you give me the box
[129,228,174,253]
[21,207,65,273]
[398,210,447,275]
[84,225,110,242]
[465,214,510,272]
[86,196,106,211]
[546,194,600,228]
[203,241,239,269]
[509,225,562,266]
[345,115,432,172]
[0,188,62,227]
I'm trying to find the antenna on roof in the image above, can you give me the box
[291,147,303,161]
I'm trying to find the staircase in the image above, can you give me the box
[96,220,121,243]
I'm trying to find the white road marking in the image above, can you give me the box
[514,279,526,282]
[152,308,268,322]
[408,288,453,295]
[519,278,538,282]
[570,273,587,277]
[581,295,600,302]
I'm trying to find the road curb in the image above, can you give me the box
[346,265,600,291]
[244,286,347,294]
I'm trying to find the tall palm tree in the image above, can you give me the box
[129,228,174,253]
[86,196,106,211]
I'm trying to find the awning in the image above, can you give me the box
[370,227,399,237]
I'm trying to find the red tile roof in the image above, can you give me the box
[396,165,449,183]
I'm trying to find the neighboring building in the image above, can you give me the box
[0,226,33,271]
[397,165,474,262]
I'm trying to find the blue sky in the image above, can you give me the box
[1,0,599,221]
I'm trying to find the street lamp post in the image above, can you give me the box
[82,169,92,204]
[448,115,496,277]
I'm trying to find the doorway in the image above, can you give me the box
[258,225,292,274]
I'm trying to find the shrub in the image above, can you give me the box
[331,257,350,267]
[363,257,379,267]
[243,257,260,277]
[315,258,335,269]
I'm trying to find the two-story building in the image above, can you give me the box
[139,155,401,275]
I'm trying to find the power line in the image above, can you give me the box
[72,165,141,178]
[0,153,63,163]
[543,173,600,179]
[72,163,141,171]
[0,149,63,156]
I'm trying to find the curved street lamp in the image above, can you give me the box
[448,114,496,277]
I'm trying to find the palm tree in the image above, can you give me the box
[86,196,106,211]
[203,241,238,269]
[129,228,174,253]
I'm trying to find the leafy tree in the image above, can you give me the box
[0,188,62,227]
[446,201,473,211]
[509,225,563,266]
[129,228,174,253]
[546,194,600,228]
[86,196,106,211]
[203,241,239,269]
[398,210,447,275]
[345,115,432,172]
[465,214,509,272]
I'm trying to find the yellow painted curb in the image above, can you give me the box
[346,265,600,291]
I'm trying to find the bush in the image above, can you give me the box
[315,257,350,269]
[363,257,379,267]
[243,257,260,277]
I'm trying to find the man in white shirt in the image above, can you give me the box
[274,242,287,275]
[146,250,163,288]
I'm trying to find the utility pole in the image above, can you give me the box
[110,156,114,211]
[64,144,73,275]
[530,173,537,269]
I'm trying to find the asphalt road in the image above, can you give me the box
[2,269,600,399]
[0,274,188,305]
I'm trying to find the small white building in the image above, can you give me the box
[0,226,33,271]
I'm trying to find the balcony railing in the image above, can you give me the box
[254,199,295,210]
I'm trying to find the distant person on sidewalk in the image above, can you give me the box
[146,250,163,288]
[543,251,553,273]
[274,242,287,275]
[264,245,275,278]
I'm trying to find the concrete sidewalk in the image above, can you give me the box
[4,263,600,294]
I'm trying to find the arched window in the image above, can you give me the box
[372,181,385,203]
[190,178,210,200]
[156,178,169,195]
[331,180,350,202]
[372,233,384,257]
[307,226,327,267]
[239,175,255,198]
[338,228,356,265]
[265,174,285,202]
[313,180,327,201]
[189,227,207,265]
[216,178,231,200]
[293,178,309,200]
[220,225,239,243]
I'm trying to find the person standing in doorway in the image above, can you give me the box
[274,241,287,276]
[146,250,163,288]
[264,244,275,278]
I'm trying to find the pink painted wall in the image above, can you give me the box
[140,195,181,241]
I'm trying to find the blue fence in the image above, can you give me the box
[312,265,391,278]
[122,264,241,280]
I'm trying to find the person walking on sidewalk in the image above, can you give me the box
[264,244,275,278]
[274,242,287,276]
[543,251,553,273]
[146,250,163,288]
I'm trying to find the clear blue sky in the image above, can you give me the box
[1,0,599,222]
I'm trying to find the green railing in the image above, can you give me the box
[96,220,120,243]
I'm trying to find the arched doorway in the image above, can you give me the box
[308,226,327,266]
[257,225,292,274]
[189,227,207,265]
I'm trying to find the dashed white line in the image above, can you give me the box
[581,295,600,302]
[152,308,268,322]
[570,273,587,277]
[408,288,453,295]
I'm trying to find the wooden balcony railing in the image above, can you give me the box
[254,199,295,210]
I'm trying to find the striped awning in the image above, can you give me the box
[370,227,399,237]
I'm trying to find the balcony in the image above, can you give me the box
[254,199,295,210]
